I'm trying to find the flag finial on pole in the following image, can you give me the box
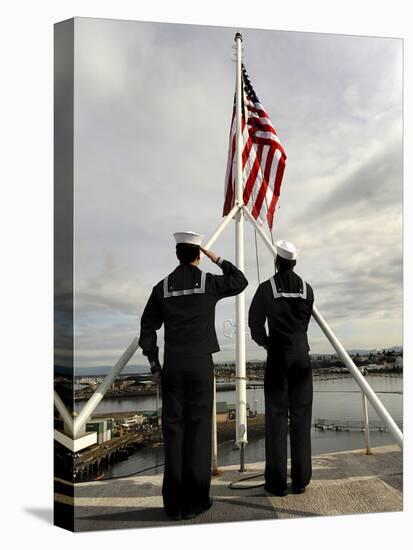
[235,32,243,41]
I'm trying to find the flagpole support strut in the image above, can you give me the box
[234,32,248,464]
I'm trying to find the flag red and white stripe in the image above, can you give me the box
[223,64,287,230]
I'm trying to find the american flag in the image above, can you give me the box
[223,64,287,230]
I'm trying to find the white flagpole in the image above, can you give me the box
[234,32,248,470]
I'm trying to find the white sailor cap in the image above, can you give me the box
[275,239,299,260]
[173,231,203,246]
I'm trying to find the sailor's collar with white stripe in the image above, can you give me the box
[163,268,206,298]
[176,263,200,269]
[269,274,307,300]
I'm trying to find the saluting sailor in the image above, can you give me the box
[139,231,248,520]
[248,240,314,496]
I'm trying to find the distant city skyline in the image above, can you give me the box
[72,18,403,369]
[69,345,403,374]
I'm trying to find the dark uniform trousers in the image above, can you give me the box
[264,352,313,491]
[248,270,314,491]
[161,354,214,516]
[139,259,248,516]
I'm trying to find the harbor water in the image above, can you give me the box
[75,373,402,479]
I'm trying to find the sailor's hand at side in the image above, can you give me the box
[152,371,161,385]
[200,247,219,264]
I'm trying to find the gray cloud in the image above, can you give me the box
[69,18,402,368]
[296,135,402,227]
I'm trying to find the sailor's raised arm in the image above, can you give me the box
[248,284,269,349]
[138,286,164,373]
[201,246,248,299]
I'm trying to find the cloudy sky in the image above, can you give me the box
[72,17,402,370]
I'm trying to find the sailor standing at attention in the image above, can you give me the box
[248,240,314,496]
[138,231,248,520]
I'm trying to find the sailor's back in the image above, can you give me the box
[142,258,248,359]
[251,269,314,354]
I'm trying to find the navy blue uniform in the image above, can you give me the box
[139,259,247,516]
[249,269,314,492]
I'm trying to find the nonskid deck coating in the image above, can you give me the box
[54,444,402,531]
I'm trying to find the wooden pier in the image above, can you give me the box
[73,429,163,481]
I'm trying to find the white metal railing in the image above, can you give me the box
[311,306,402,448]
[54,389,75,435]
[242,204,403,450]
[361,389,372,454]
[54,337,140,439]
[54,206,241,442]
[54,201,403,468]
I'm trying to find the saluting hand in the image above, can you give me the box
[200,246,219,264]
